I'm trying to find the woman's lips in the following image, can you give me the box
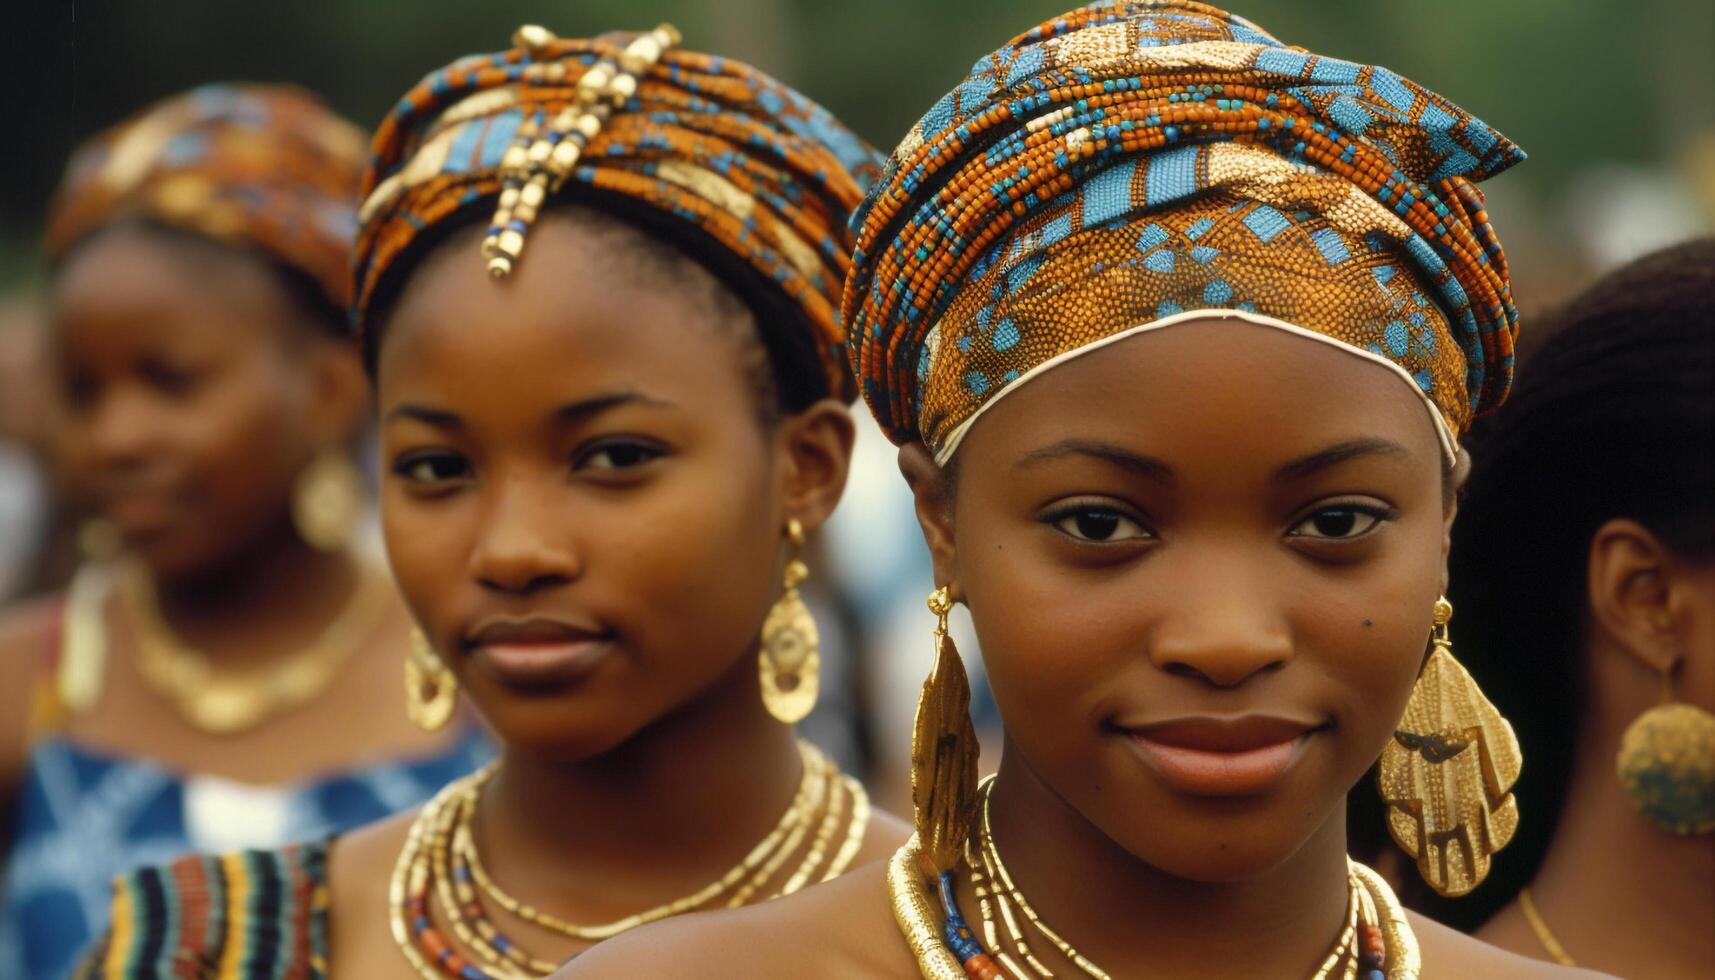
[465,617,614,691]
[1121,715,1320,797]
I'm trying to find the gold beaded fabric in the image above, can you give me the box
[46,84,368,312]
[845,0,1524,461]
[352,28,882,401]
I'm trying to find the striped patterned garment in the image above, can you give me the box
[75,844,331,980]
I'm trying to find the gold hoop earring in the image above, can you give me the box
[1617,661,1715,835]
[759,518,820,723]
[912,586,979,877]
[292,450,363,552]
[406,627,458,733]
[1378,596,1522,897]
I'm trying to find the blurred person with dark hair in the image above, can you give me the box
[0,85,489,979]
[1413,239,1712,977]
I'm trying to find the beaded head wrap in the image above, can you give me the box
[845,0,1524,463]
[354,24,882,402]
[47,84,368,315]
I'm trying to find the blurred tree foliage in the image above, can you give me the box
[2,0,1711,283]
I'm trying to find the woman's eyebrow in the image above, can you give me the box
[382,390,675,429]
[1015,439,1174,483]
[1273,437,1413,482]
[550,390,675,424]
[384,402,460,427]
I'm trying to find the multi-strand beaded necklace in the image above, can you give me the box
[389,739,868,978]
[892,777,1420,980]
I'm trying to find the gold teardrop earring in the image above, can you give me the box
[405,627,458,732]
[1616,658,1715,836]
[291,449,364,552]
[911,585,980,876]
[759,518,820,723]
[1378,596,1523,896]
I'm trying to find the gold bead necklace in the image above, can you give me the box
[889,776,1422,980]
[389,739,870,977]
[123,556,394,735]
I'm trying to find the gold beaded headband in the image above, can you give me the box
[482,23,681,278]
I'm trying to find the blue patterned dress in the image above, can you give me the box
[0,603,491,979]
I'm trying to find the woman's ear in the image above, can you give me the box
[1587,518,1680,678]
[898,442,961,600]
[302,338,370,450]
[776,399,856,533]
[1440,449,1470,594]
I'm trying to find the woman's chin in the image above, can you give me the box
[470,696,647,764]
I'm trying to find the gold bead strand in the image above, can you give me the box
[822,774,871,883]
[482,23,679,279]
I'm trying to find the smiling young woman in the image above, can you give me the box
[74,24,906,979]
[558,3,1608,977]
[0,86,489,980]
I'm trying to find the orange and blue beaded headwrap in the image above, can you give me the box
[354,24,882,402]
[845,0,1524,462]
[47,84,367,315]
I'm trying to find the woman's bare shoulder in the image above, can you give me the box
[554,858,918,979]
[1411,910,1616,980]
[324,807,420,980]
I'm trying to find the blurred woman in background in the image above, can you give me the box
[0,85,489,979]
[1422,238,1713,977]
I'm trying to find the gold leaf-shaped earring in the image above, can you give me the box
[291,450,363,553]
[1616,661,1715,836]
[1378,596,1523,897]
[405,627,458,733]
[759,518,820,723]
[911,586,979,876]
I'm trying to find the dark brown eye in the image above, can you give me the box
[1050,507,1149,543]
[1288,506,1384,540]
[395,451,469,485]
[579,440,663,471]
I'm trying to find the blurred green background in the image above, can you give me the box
[3,0,1713,308]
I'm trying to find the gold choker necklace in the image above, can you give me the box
[123,557,393,734]
[389,739,870,978]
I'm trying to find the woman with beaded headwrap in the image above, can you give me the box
[76,24,907,979]
[563,3,1602,978]
[0,85,490,979]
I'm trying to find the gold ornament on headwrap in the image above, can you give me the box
[352,22,881,402]
[480,24,680,279]
[1378,597,1522,897]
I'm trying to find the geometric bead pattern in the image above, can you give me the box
[844,0,1524,457]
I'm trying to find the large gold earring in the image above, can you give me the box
[1616,661,1715,835]
[759,518,820,723]
[1378,597,1522,897]
[405,627,458,733]
[292,450,363,552]
[911,586,979,877]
